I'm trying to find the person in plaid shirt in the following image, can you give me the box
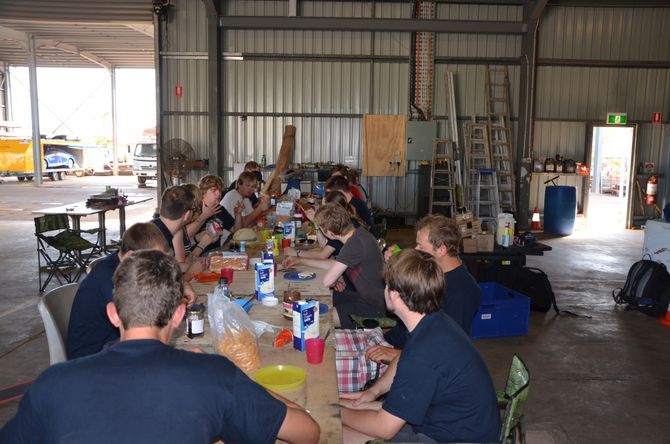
[339,250,500,443]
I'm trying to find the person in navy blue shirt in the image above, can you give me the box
[340,249,501,443]
[2,250,320,444]
[66,222,170,359]
[368,213,482,363]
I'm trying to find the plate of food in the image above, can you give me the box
[283,271,316,281]
[253,365,306,391]
[194,272,219,283]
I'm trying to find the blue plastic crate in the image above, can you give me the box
[471,282,530,339]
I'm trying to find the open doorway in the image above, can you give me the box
[587,126,635,230]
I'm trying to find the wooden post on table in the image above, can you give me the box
[262,125,296,195]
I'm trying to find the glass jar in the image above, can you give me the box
[283,290,301,320]
[186,305,205,338]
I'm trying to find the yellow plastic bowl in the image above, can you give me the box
[253,365,306,391]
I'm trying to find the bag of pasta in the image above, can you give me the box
[208,292,260,373]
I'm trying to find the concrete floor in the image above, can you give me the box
[1,175,669,442]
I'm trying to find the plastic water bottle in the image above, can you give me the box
[214,277,230,300]
[501,223,510,247]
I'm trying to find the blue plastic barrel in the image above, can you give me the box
[544,186,577,236]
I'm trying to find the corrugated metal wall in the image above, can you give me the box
[538,7,670,62]
[162,1,669,217]
[160,0,209,184]
[534,5,670,214]
[534,67,670,121]
[220,1,522,214]
[220,2,409,198]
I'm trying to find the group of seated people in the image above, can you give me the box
[2,166,504,443]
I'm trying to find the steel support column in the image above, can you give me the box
[205,0,221,176]
[515,0,543,229]
[28,34,42,185]
[154,10,166,197]
[110,67,119,176]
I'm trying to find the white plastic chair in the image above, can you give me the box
[37,283,79,365]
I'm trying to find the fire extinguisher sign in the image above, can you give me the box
[652,112,662,124]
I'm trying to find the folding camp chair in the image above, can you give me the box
[35,214,99,293]
[498,354,530,444]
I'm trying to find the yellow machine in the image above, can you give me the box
[0,137,104,181]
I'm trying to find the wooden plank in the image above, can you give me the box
[362,114,407,177]
[263,125,296,194]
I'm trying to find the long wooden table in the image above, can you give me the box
[174,267,342,444]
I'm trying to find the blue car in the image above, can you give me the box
[44,150,78,170]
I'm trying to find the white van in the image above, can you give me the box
[132,141,157,187]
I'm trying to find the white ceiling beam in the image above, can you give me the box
[38,38,112,70]
[124,23,154,38]
[0,24,29,49]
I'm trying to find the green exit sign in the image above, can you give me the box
[607,113,628,125]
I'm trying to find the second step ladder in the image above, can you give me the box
[429,138,457,218]
[485,65,515,212]
[473,168,501,230]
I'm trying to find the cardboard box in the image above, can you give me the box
[458,219,483,238]
[462,238,478,253]
[474,233,494,252]
[455,211,475,224]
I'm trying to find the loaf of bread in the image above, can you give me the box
[232,228,257,242]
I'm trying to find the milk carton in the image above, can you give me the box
[283,221,296,247]
[254,262,274,301]
[292,300,319,351]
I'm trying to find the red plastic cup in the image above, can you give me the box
[220,267,234,284]
[281,238,291,249]
[305,338,325,364]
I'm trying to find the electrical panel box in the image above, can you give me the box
[406,121,438,161]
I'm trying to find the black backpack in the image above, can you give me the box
[513,267,591,318]
[613,259,670,317]
[513,267,557,313]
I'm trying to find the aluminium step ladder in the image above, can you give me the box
[473,168,501,230]
[464,121,492,214]
[428,138,457,218]
[485,65,515,212]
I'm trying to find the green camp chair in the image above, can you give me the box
[498,354,530,444]
[35,214,99,293]
[370,217,388,240]
[350,314,398,330]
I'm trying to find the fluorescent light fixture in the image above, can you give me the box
[223,52,243,61]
